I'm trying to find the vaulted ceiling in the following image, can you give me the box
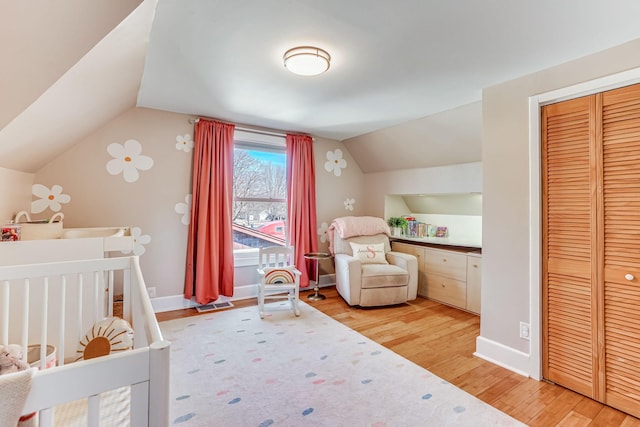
[4,0,640,173]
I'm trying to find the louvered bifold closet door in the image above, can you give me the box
[542,96,598,398]
[601,84,640,418]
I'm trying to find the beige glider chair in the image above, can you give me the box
[333,233,418,307]
[257,246,301,318]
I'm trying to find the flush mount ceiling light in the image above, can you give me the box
[283,46,331,76]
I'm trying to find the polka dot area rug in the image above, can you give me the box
[161,301,525,427]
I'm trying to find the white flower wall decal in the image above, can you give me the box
[31,184,71,213]
[324,149,347,176]
[318,222,329,243]
[106,139,154,183]
[121,227,151,256]
[176,134,194,153]
[175,194,192,225]
[344,198,355,211]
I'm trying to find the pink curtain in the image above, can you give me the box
[184,119,235,304]
[286,133,318,287]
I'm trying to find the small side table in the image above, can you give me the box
[304,252,332,301]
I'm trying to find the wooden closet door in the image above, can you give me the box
[601,84,640,417]
[542,96,599,398]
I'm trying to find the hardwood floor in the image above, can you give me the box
[157,287,640,426]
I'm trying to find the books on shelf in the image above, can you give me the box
[402,217,418,237]
[399,216,448,239]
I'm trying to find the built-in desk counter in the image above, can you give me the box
[391,237,481,314]
[390,236,481,250]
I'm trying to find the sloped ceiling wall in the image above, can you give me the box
[342,102,482,173]
[0,0,142,129]
[0,0,157,173]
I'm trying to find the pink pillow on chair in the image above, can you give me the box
[349,242,388,264]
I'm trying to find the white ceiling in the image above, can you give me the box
[138,0,640,141]
[4,0,640,173]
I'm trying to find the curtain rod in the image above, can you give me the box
[188,117,312,140]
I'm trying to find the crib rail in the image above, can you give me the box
[0,256,170,427]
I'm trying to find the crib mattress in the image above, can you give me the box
[54,386,130,426]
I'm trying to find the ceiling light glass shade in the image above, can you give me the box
[283,46,331,76]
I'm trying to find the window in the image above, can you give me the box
[232,132,287,250]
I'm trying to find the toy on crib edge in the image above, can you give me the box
[0,344,29,375]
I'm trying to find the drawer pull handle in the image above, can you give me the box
[441,283,445,288]
[442,259,447,262]
[625,274,635,281]
[473,264,478,268]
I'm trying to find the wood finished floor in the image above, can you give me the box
[157,287,640,427]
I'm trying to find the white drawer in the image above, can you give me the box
[392,242,424,259]
[424,248,467,281]
[425,273,466,308]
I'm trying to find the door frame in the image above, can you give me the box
[528,68,640,381]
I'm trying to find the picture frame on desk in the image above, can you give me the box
[435,226,448,238]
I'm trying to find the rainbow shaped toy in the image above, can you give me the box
[264,268,295,284]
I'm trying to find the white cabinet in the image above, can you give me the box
[424,247,467,281]
[466,253,482,314]
[392,242,426,296]
[424,247,468,309]
[425,272,467,308]
[392,241,481,315]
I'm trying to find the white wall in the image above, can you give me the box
[314,137,365,258]
[404,193,482,216]
[35,107,193,300]
[26,107,363,309]
[0,166,33,224]
[481,38,640,376]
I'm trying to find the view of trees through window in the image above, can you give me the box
[232,146,287,249]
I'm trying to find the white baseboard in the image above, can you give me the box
[151,294,198,313]
[151,274,336,313]
[474,336,531,378]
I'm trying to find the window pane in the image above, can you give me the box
[233,147,286,249]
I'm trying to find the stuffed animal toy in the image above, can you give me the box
[0,344,29,375]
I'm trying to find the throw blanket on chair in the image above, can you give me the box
[328,216,390,254]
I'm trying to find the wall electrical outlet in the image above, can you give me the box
[147,287,157,298]
[519,322,530,340]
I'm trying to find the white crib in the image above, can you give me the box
[0,256,170,426]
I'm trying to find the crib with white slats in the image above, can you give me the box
[0,256,170,426]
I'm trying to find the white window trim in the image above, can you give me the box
[234,129,285,148]
[232,129,287,266]
[234,248,260,267]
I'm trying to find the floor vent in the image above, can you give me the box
[196,301,234,313]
